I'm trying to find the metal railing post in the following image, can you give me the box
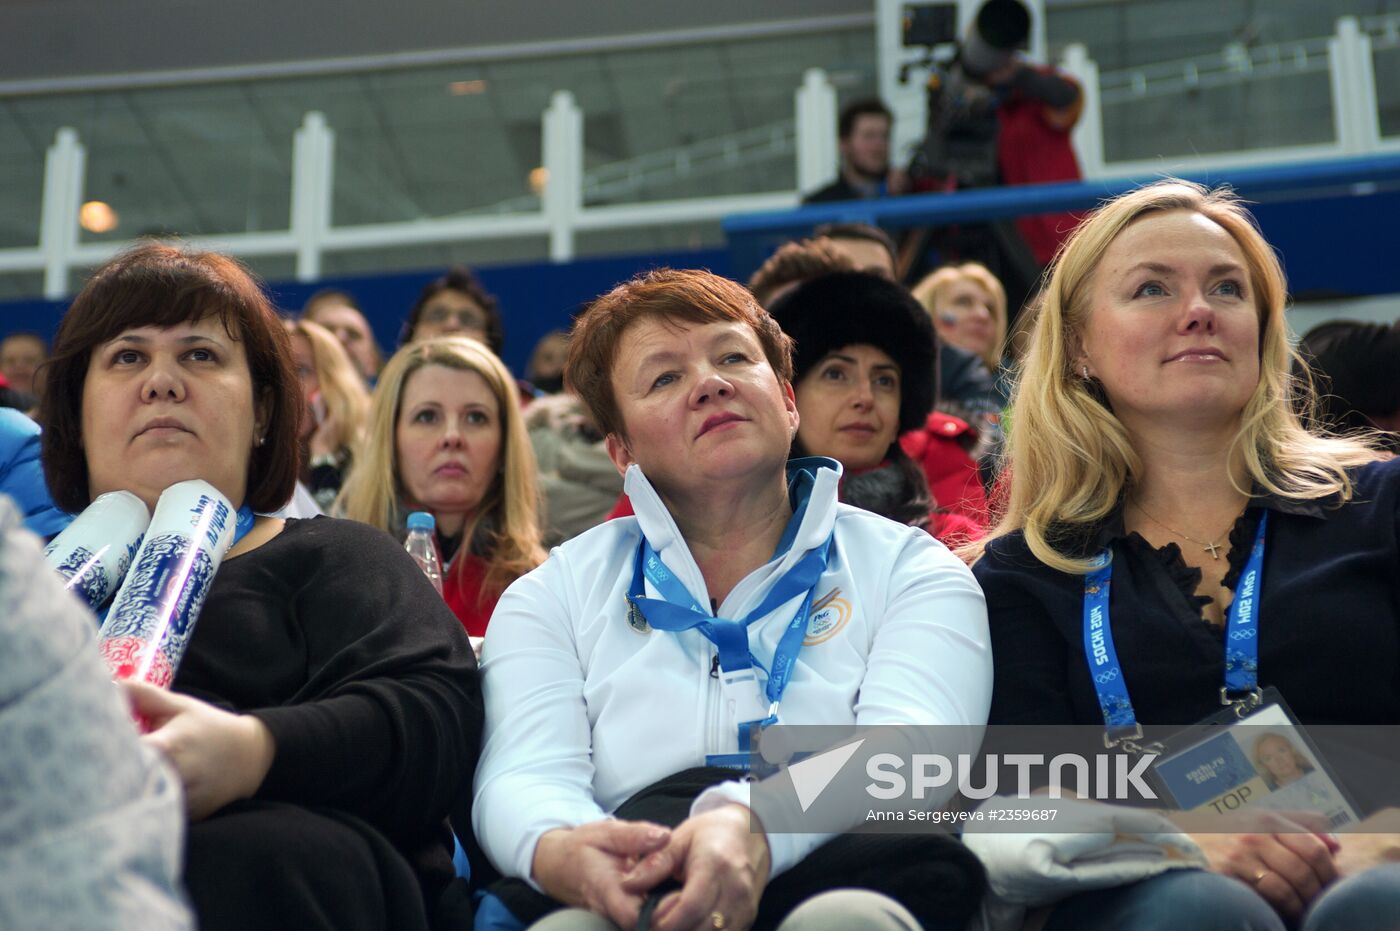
[543,90,583,262]
[40,127,84,299]
[795,68,838,196]
[1061,43,1105,178]
[1329,16,1381,155]
[292,111,334,281]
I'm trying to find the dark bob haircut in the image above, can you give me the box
[401,266,504,354]
[566,268,793,440]
[40,243,301,514]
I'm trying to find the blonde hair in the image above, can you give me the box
[912,262,1009,369]
[336,336,546,598]
[289,319,371,456]
[968,179,1381,573]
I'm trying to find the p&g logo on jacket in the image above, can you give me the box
[804,587,851,645]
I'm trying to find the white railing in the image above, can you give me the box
[2,14,1398,299]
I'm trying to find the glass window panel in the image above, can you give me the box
[1102,69,1334,162]
[0,139,43,248]
[320,239,551,280]
[576,220,724,257]
[1375,43,1400,139]
[0,273,44,303]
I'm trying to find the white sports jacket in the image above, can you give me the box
[473,459,991,884]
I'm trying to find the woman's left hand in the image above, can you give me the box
[622,804,771,931]
[121,680,276,821]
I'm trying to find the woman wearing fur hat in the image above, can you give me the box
[767,272,987,548]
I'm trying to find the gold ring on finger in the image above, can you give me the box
[1252,869,1269,885]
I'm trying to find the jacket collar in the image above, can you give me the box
[622,457,842,617]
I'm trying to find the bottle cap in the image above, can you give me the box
[406,511,436,532]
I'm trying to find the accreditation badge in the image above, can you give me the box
[1148,688,1359,829]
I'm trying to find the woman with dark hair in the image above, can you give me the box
[767,272,987,548]
[40,243,482,931]
[403,266,504,354]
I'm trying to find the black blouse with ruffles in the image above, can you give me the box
[973,457,1400,729]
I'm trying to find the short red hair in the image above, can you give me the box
[566,268,793,439]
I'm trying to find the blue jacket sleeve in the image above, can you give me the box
[0,408,71,540]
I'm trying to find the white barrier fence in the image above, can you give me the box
[2,14,1398,299]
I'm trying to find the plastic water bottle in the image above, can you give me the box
[405,511,444,596]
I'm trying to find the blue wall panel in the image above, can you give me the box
[0,247,732,377]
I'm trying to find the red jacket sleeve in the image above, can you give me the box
[900,413,991,527]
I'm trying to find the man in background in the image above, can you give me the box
[803,99,908,204]
[302,289,381,385]
[0,332,47,398]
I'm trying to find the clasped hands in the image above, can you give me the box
[533,804,771,931]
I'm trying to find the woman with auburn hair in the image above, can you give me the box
[39,243,480,931]
[473,268,990,931]
[337,336,545,636]
[912,262,1008,373]
[287,318,371,510]
[969,179,1400,930]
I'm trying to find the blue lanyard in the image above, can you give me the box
[232,506,256,548]
[1083,511,1269,738]
[627,532,833,746]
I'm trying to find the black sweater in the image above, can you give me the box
[173,516,483,901]
[973,457,1400,729]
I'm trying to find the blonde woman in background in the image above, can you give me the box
[337,336,545,637]
[970,179,1400,930]
[912,262,1008,373]
[288,319,371,510]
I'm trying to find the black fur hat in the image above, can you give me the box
[767,271,937,433]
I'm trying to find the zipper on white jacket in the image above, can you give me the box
[706,644,723,756]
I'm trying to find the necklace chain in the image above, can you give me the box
[1129,499,1243,561]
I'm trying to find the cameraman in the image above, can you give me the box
[914,0,1083,265]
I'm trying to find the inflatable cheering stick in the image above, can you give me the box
[99,480,237,689]
[44,490,151,611]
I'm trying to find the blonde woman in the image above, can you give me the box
[337,336,545,636]
[288,319,371,510]
[969,179,1400,929]
[912,262,1008,372]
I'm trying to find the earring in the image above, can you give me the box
[1081,365,1090,380]
[255,435,266,447]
